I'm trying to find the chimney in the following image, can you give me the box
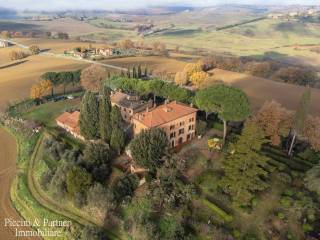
[190,103,194,108]
[146,107,149,112]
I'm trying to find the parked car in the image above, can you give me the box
[53,96,67,102]
[67,95,75,100]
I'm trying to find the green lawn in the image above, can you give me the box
[22,99,80,127]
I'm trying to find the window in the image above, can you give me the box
[170,125,175,130]
[170,132,176,139]
[189,125,194,131]
[123,108,126,112]
[179,128,184,135]
[189,117,194,122]
[180,121,185,126]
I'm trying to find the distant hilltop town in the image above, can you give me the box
[267,7,320,19]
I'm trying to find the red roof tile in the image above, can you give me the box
[133,101,197,128]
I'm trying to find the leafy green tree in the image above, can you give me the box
[29,45,40,55]
[72,70,81,87]
[288,89,311,155]
[41,72,59,96]
[112,174,139,202]
[195,85,251,142]
[129,128,168,172]
[99,86,112,142]
[110,128,125,155]
[83,141,113,182]
[66,166,92,197]
[220,121,270,206]
[83,141,112,165]
[59,71,73,94]
[79,91,100,139]
[147,79,164,103]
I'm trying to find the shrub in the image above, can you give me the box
[277,172,292,184]
[302,223,313,233]
[283,188,294,197]
[280,196,292,208]
[157,215,185,240]
[251,197,258,207]
[277,212,285,220]
[40,170,54,190]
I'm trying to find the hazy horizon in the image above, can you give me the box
[0,0,319,11]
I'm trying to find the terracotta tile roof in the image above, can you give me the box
[110,91,149,110]
[133,101,197,128]
[56,111,80,130]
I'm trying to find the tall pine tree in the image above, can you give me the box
[220,121,270,207]
[79,91,100,140]
[99,86,112,143]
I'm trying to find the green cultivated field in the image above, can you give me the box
[82,16,320,67]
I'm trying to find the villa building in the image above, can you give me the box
[133,101,198,148]
[55,111,84,141]
[0,40,9,48]
[110,91,153,123]
[98,48,114,57]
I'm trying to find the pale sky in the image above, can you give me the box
[0,0,318,11]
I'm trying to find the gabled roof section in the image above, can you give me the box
[56,111,80,129]
[133,101,197,128]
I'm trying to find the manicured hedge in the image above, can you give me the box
[202,199,233,222]
[262,146,314,172]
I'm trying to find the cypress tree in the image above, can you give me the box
[144,66,148,78]
[99,86,112,143]
[79,91,100,140]
[110,128,125,155]
[138,65,142,78]
[133,66,137,79]
[127,67,131,78]
[110,106,122,129]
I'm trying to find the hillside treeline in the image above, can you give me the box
[199,55,320,88]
